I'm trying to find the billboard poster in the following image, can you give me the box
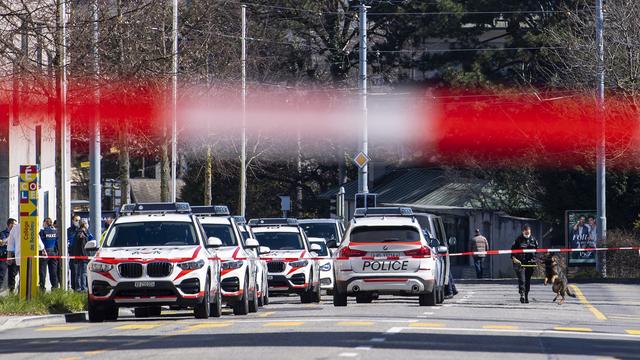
[565,210,597,266]
[19,164,40,299]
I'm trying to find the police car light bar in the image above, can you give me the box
[247,218,299,226]
[353,207,414,218]
[120,202,192,215]
[233,216,247,225]
[191,205,231,216]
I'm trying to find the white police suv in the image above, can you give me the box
[333,207,439,306]
[85,202,223,322]
[308,237,334,293]
[249,218,322,303]
[234,216,270,306]
[193,206,269,315]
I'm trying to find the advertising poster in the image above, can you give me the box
[19,165,40,299]
[565,210,597,266]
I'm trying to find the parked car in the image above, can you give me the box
[413,213,452,304]
[308,237,334,293]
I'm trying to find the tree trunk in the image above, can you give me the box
[203,145,212,205]
[118,122,130,203]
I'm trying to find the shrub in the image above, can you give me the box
[0,289,87,315]
[601,230,640,278]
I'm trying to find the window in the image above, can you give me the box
[300,223,338,241]
[104,221,198,247]
[202,224,237,246]
[254,232,304,250]
[310,241,329,256]
[349,226,421,243]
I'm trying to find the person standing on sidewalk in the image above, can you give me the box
[469,229,489,279]
[6,219,46,292]
[67,215,81,290]
[39,217,60,290]
[511,224,538,304]
[0,219,15,292]
[71,220,90,291]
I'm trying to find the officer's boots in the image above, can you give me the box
[520,292,525,303]
[524,292,529,303]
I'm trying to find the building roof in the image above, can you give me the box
[320,168,487,209]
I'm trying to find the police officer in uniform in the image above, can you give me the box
[0,219,13,291]
[511,224,538,304]
[39,217,59,290]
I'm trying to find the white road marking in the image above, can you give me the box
[392,326,640,339]
[422,312,434,315]
[339,352,359,357]
[386,327,403,334]
[369,338,386,342]
[355,346,372,351]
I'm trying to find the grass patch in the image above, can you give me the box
[0,289,87,315]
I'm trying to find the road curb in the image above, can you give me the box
[0,312,87,332]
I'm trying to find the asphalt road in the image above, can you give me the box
[1,282,638,360]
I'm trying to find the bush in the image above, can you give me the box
[602,230,640,278]
[0,289,87,315]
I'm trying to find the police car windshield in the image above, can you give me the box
[310,241,329,256]
[105,222,198,247]
[300,223,338,241]
[202,224,237,246]
[350,226,421,243]
[254,232,304,250]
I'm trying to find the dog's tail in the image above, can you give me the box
[566,286,576,298]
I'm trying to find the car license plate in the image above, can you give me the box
[369,252,401,258]
[267,275,274,281]
[134,281,155,288]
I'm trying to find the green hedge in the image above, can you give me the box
[0,289,87,315]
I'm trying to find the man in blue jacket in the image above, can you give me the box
[39,217,59,290]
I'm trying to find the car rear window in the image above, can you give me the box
[349,226,421,243]
[300,223,338,241]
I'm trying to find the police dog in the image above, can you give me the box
[543,254,576,305]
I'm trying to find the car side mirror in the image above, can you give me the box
[326,239,338,249]
[84,240,98,252]
[429,238,440,248]
[437,246,449,254]
[206,237,223,248]
[245,238,260,248]
[448,236,457,246]
[259,246,271,255]
[310,243,322,252]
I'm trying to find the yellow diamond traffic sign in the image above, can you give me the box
[353,152,370,169]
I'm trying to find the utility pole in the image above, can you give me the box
[171,0,178,202]
[357,2,369,193]
[595,0,607,276]
[239,4,247,216]
[56,0,70,290]
[89,0,102,239]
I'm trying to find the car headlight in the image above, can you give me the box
[89,262,113,272]
[320,262,332,271]
[178,259,205,270]
[289,260,309,268]
[221,260,244,270]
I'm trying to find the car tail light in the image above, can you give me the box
[404,246,431,257]
[338,247,367,258]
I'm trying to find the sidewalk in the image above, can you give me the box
[0,314,67,332]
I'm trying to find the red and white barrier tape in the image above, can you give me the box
[0,245,637,262]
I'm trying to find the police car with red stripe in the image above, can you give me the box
[333,207,439,306]
[192,206,270,315]
[85,202,223,322]
[249,218,322,303]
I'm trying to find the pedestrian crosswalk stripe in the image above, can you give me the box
[409,323,445,328]
[625,330,640,335]
[482,325,518,330]
[113,323,164,330]
[337,321,375,326]
[554,327,592,332]
[37,325,86,331]
[264,321,304,327]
